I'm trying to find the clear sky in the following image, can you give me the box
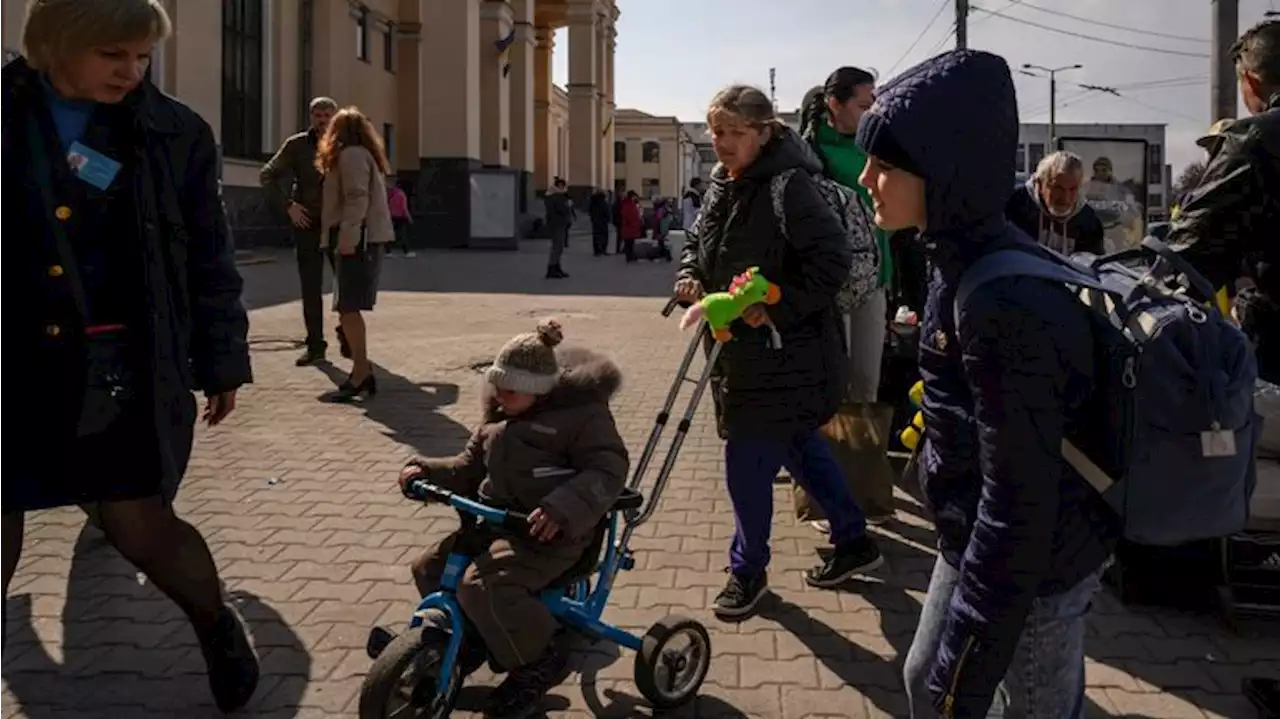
[552,0,1277,176]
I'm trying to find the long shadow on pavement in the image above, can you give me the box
[240,238,683,313]
[3,522,310,718]
[313,362,472,460]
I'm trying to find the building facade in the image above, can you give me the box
[613,109,696,199]
[2,0,620,248]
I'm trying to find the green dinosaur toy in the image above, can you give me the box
[679,266,782,343]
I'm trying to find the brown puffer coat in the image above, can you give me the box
[410,346,629,546]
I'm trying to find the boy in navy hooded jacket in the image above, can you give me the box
[856,50,1117,718]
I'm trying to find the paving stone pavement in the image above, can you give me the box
[3,237,1276,718]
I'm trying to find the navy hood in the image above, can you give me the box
[856,50,1019,240]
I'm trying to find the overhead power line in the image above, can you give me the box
[971,5,1210,58]
[886,0,950,78]
[1001,0,1210,44]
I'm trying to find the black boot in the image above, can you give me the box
[483,642,568,718]
[545,264,569,279]
[199,605,260,713]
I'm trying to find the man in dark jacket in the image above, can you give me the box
[588,190,611,256]
[260,96,339,366]
[542,177,574,278]
[1169,19,1280,385]
[856,50,1117,717]
[1005,150,1105,255]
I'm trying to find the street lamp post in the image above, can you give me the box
[1022,63,1083,150]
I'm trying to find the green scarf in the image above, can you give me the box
[812,121,893,291]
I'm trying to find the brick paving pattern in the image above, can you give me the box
[3,237,1276,718]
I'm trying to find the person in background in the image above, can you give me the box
[4,0,258,711]
[542,177,573,278]
[261,95,345,366]
[316,107,394,402]
[675,85,883,621]
[857,49,1117,717]
[800,66,896,524]
[386,181,415,258]
[1005,151,1105,255]
[588,189,611,256]
[611,190,625,253]
[618,190,643,262]
[681,177,704,229]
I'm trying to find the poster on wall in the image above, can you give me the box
[1058,137,1149,252]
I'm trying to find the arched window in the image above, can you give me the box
[642,141,660,163]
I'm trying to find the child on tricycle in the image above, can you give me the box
[389,319,629,717]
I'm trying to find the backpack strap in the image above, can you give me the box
[952,244,1111,330]
[952,243,1121,495]
[770,168,798,241]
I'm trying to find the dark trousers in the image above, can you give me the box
[592,224,609,255]
[614,226,624,253]
[295,228,335,352]
[725,430,867,575]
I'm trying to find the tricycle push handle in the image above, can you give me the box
[661,297,682,317]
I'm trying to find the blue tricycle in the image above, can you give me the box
[358,309,725,718]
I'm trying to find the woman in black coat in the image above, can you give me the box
[673,85,883,620]
[2,0,257,712]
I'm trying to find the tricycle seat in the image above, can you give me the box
[548,489,642,590]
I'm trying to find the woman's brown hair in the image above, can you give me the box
[315,106,391,175]
[706,85,786,132]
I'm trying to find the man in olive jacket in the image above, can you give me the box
[260,96,340,366]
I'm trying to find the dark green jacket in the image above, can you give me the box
[259,129,324,219]
[809,121,893,290]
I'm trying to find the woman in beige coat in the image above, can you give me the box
[317,107,394,401]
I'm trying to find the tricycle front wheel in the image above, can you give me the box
[633,615,712,709]
[358,626,460,719]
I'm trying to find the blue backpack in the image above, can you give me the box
[954,236,1261,546]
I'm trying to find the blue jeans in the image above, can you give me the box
[725,431,867,575]
[903,555,1104,718]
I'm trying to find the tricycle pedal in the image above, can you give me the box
[366,625,397,660]
[620,553,636,571]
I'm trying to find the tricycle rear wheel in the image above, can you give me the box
[633,615,712,709]
[358,626,459,719]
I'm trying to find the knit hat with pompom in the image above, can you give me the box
[485,318,564,395]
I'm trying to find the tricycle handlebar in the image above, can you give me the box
[406,479,532,534]
[661,297,681,317]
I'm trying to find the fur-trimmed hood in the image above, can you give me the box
[482,346,623,422]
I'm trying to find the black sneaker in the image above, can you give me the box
[805,535,884,588]
[483,643,568,718]
[295,348,325,366]
[713,570,768,619]
[198,604,260,713]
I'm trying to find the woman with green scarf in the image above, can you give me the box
[795,67,896,524]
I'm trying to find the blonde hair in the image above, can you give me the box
[706,85,787,133]
[22,0,172,73]
[1033,151,1084,183]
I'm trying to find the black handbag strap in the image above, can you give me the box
[25,111,90,325]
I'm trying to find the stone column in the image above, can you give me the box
[508,0,535,211]
[418,0,482,248]
[479,1,511,167]
[566,0,600,206]
[533,26,554,193]
[602,9,618,191]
